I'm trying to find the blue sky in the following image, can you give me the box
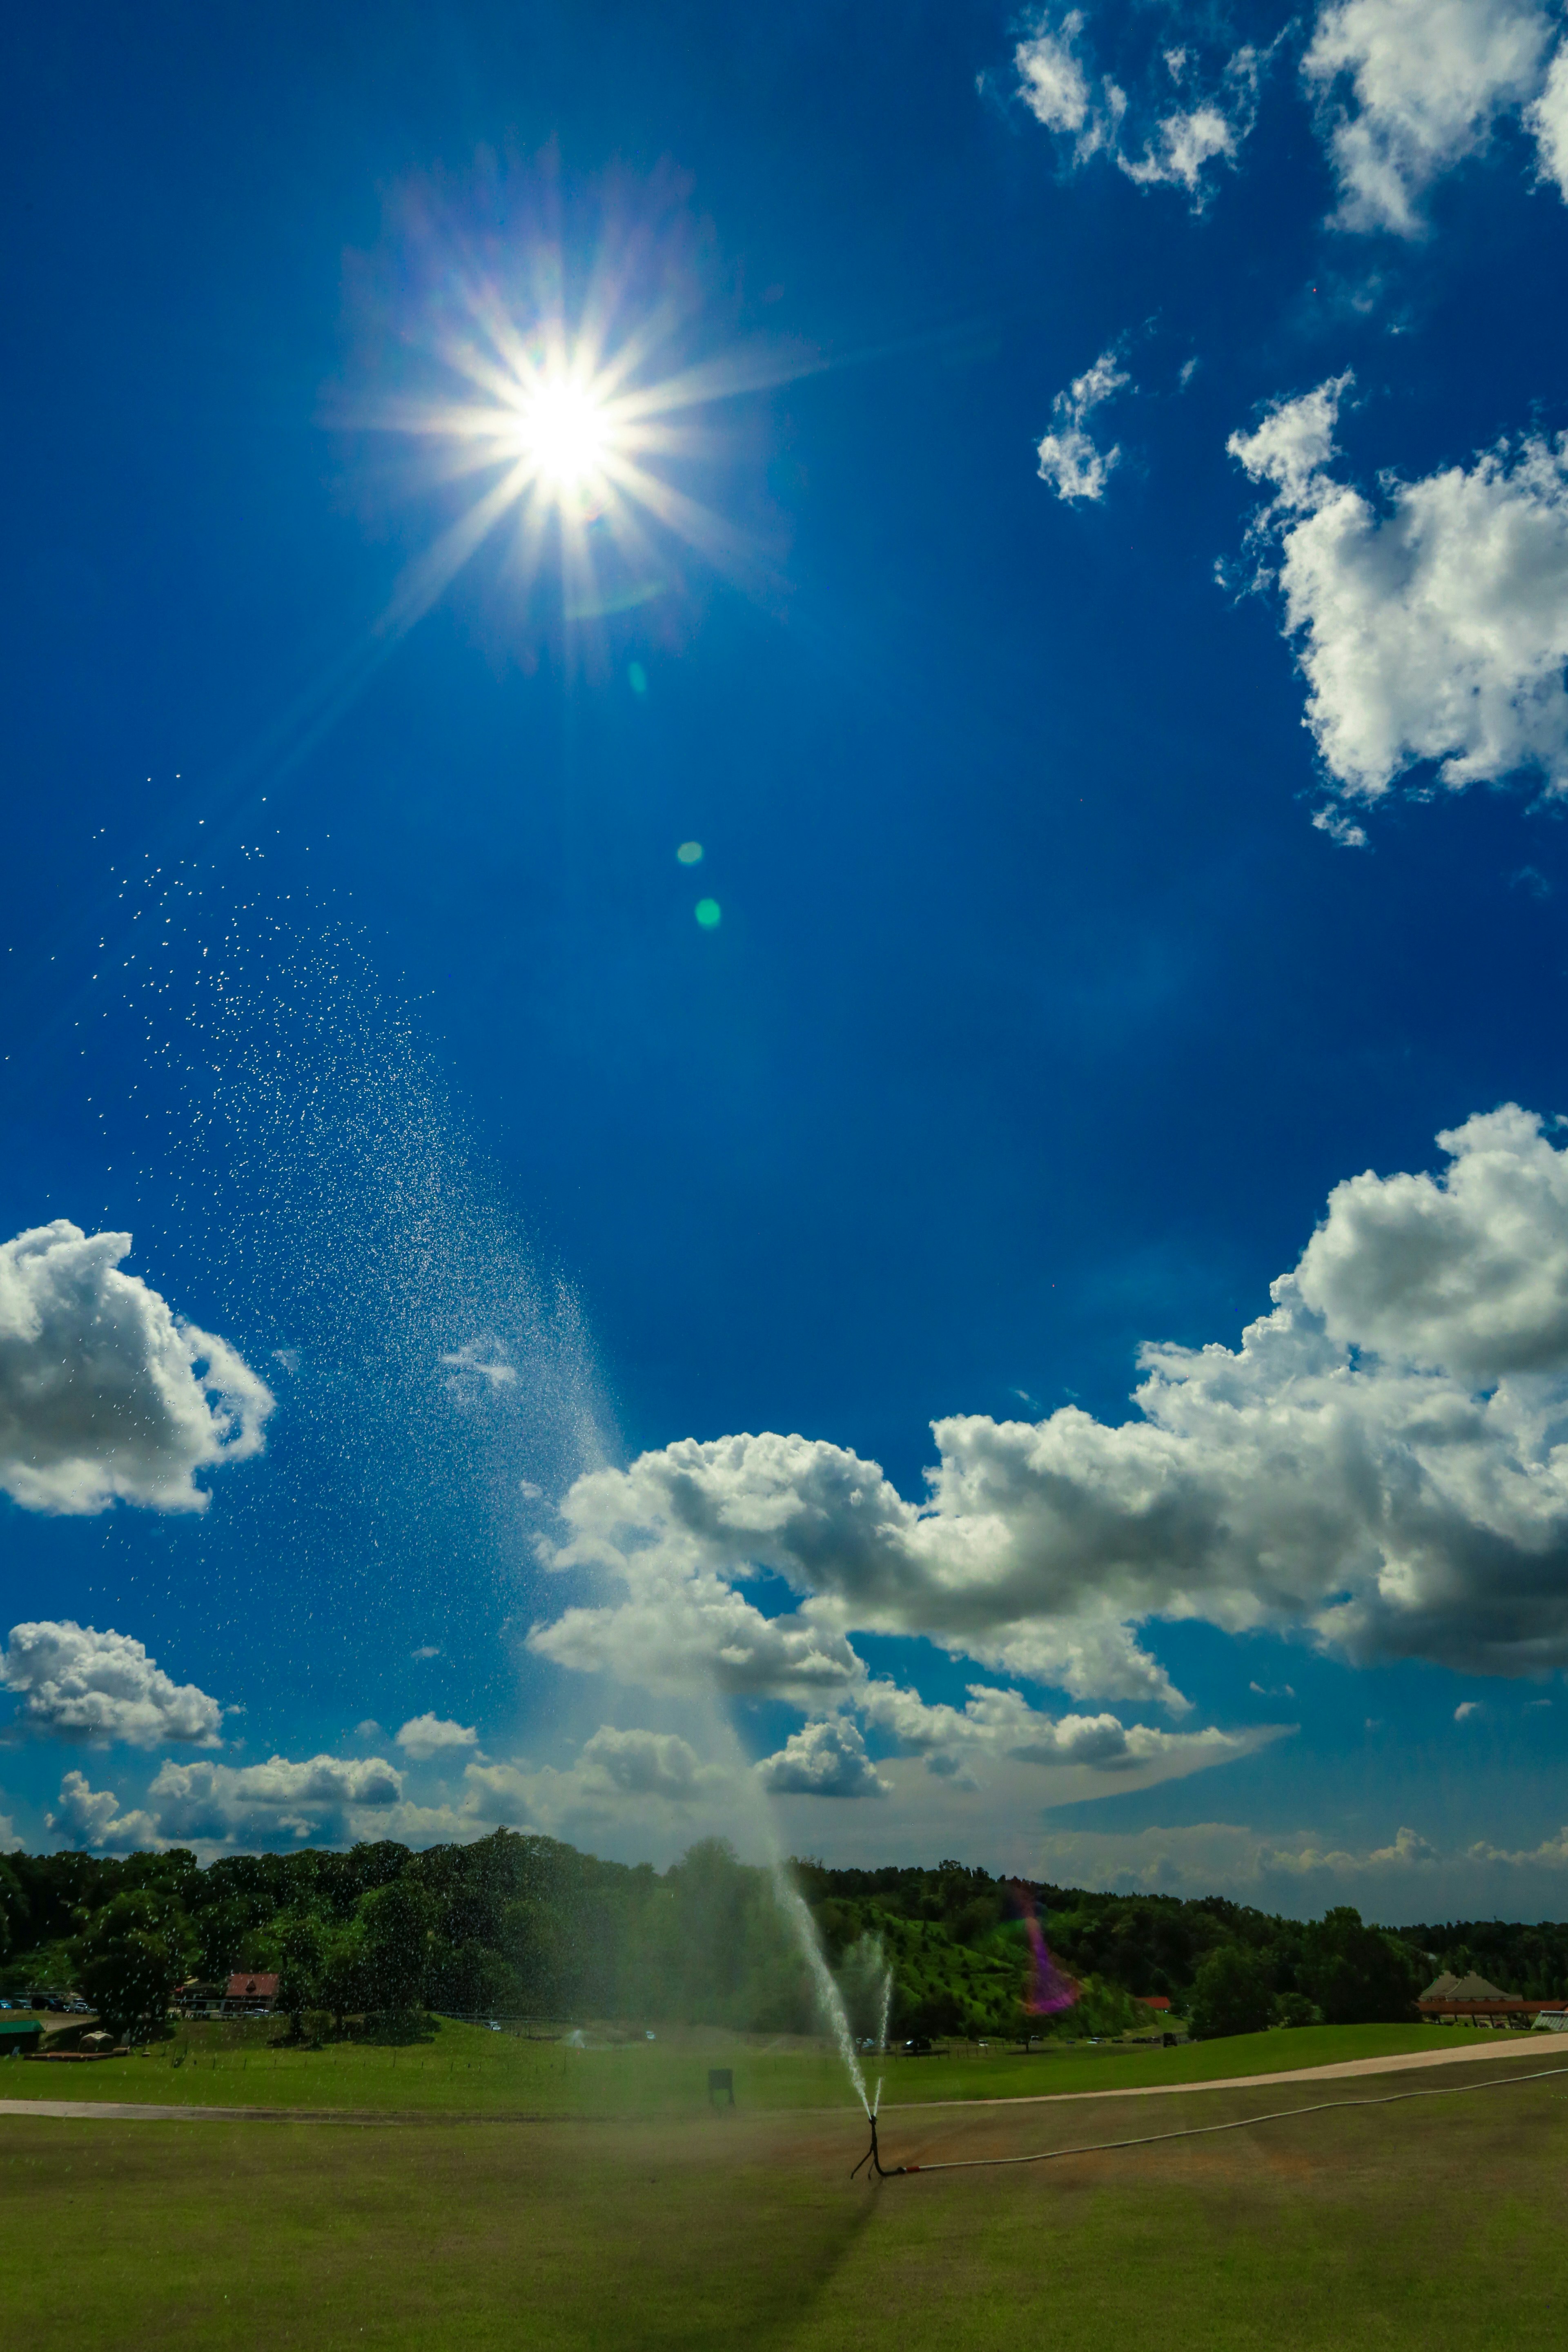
[6,0,1568,1917]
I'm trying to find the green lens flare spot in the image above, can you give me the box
[628,662,648,694]
[676,841,703,865]
[695,898,722,929]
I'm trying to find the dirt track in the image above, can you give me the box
[0,2033,1558,2126]
[887,2031,1561,2111]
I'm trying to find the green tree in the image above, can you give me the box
[318,1920,367,2034]
[0,1860,29,1962]
[70,1890,191,2041]
[1299,1909,1420,2025]
[359,1876,436,2015]
[272,1913,327,2036]
[1187,1943,1273,2040]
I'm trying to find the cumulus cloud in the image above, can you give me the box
[533,1107,1568,1712]
[1036,350,1130,503]
[1027,1816,1568,1912]
[1229,375,1568,812]
[859,1679,1247,1774]
[1528,41,1568,189]
[529,1570,864,1704]
[456,1724,733,1842]
[1013,13,1261,206]
[147,1751,402,1845]
[1015,11,1103,145]
[1,1621,223,1748]
[755,1718,891,1800]
[576,1724,725,1802]
[0,1222,273,1515]
[47,1769,163,1852]
[1304,0,1556,235]
[395,1713,479,1761]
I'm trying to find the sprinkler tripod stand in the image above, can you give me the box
[850,2107,906,2181]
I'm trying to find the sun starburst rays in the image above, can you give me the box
[372,269,813,651]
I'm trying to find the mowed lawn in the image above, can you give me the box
[4,2044,1568,2350]
[0,2015,1503,2116]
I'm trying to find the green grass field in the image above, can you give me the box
[4,2040,1567,2349]
[0,2013,1512,2115]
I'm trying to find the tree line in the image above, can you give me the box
[3,1832,1562,2043]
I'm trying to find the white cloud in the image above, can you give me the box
[147,1752,402,1845]
[1015,13,1100,143]
[529,1570,864,1704]
[755,1718,891,1800]
[1295,1104,1568,1373]
[0,1811,20,1854]
[575,1724,724,1802]
[1304,0,1555,235]
[395,1713,479,1761]
[47,1769,163,1853]
[857,1678,1248,1775]
[1229,373,1352,508]
[1229,376,1568,812]
[1012,13,1261,206]
[533,1107,1568,1711]
[1,1621,223,1748]
[0,1222,273,1515]
[1455,1699,1482,1719]
[1042,1816,1568,1917]
[457,1725,732,1842]
[1120,102,1240,193]
[1036,349,1130,503]
[1528,42,1568,187]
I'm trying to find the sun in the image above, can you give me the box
[363,187,815,651]
[509,376,615,493]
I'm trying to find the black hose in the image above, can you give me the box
[865,2058,1568,2180]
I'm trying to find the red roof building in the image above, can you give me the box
[1137,1996,1172,2011]
[223,1973,279,2013]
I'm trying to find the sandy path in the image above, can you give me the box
[0,2035,1561,2126]
[0,2099,363,2123]
[885,2033,1565,2111]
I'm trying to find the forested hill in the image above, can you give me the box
[3,1831,1566,2042]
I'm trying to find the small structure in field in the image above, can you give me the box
[1418,1971,1546,2028]
[0,2018,43,2057]
[708,2067,735,2107]
[223,1973,279,2016]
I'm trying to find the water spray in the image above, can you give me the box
[771,1866,873,2120]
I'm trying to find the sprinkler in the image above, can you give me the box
[849,2078,906,2180]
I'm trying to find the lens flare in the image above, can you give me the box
[1009,1883,1080,2017]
